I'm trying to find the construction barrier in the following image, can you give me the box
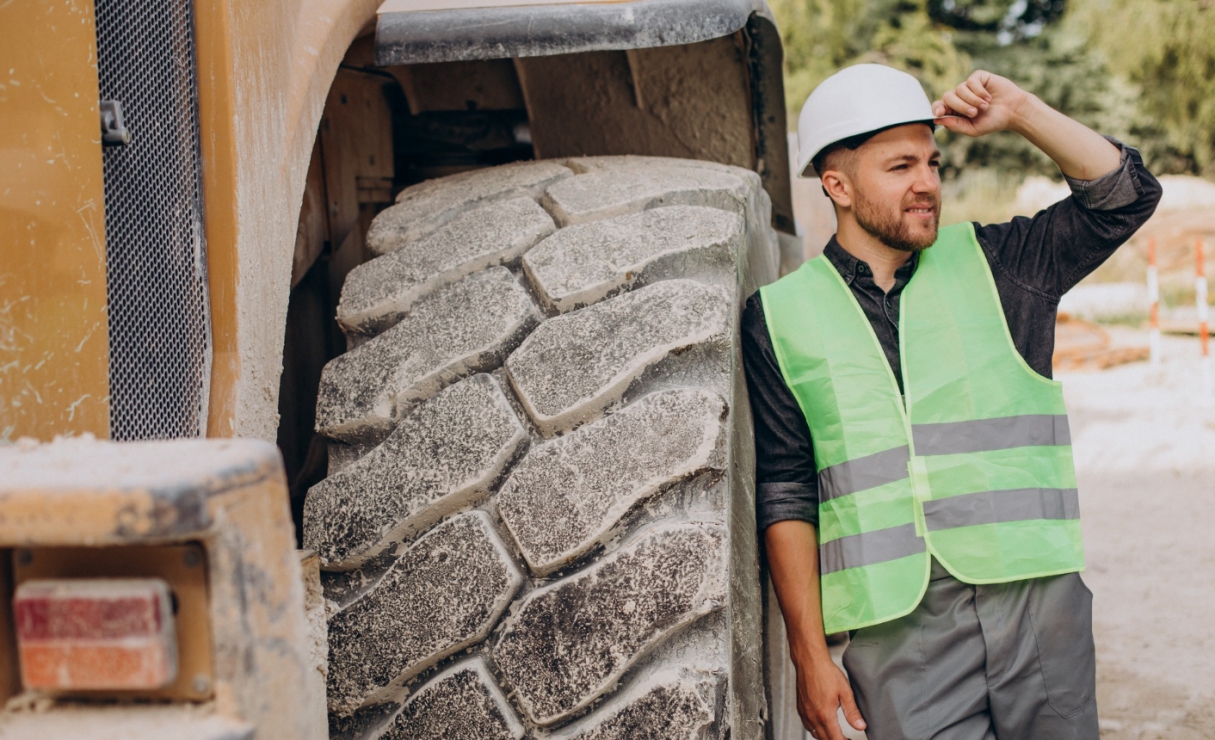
[1198,238,1211,400]
[1148,237,1161,368]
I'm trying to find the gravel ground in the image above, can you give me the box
[1061,328,1215,739]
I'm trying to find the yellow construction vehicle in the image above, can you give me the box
[0,1,805,737]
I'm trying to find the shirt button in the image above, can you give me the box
[857,265,868,274]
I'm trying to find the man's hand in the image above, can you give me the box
[794,652,866,740]
[932,69,1122,181]
[766,520,867,739]
[932,70,1031,138]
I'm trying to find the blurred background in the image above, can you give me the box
[777,0,1215,176]
[776,0,1215,379]
[770,3,1215,738]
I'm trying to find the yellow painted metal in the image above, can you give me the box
[378,0,638,13]
[0,437,328,739]
[194,0,241,438]
[0,0,110,441]
[194,0,381,439]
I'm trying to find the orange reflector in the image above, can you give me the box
[13,578,178,691]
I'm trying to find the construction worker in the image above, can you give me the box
[744,65,1161,740]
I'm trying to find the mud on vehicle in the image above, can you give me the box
[306,155,780,738]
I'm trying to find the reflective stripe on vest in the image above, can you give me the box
[922,487,1080,531]
[818,445,910,502]
[819,523,924,575]
[913,414,1071,455]
[761,222,1085,634]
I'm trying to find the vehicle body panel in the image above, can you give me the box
[376,0,760,64]
[195,0,381,439]
[0,438,327,740]
[0,0,110,441]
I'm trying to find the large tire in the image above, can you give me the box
[304,156,780,739]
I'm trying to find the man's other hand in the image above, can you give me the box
[795,652,867,740]
[933,70,1031,138]
[766,520,868,739]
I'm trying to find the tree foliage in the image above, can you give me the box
[770,0,1214,176]
[1068,0,1215,174]
[927,0,1066,37]
[774,0,969,111]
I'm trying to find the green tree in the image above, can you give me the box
[1067,0,1215,174]
[770,0,1153,178]
[938,17,1144,177]
[927,0,1066,39]
[771,0,970,109]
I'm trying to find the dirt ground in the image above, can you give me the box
[1061,328,1215,739]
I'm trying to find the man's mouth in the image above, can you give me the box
[905,206,936,218]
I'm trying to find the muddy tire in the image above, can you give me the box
[304,157,780,739]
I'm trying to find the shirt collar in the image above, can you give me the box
[821,235,920,286]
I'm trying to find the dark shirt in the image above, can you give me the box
[743,140,1162,531]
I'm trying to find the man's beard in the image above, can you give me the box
[854,189,940,252]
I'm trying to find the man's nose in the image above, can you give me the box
[912,165,940,194]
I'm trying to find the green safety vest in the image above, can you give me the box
[760,222,1084,634]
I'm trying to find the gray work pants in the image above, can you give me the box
[842,558,1098,740]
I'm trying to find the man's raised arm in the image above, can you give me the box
[933,70,1122,181]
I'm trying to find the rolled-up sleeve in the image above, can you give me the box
[976,138,1162,301]
[741,293,820,530]
[1063,137,1151,212]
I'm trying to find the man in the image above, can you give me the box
[743,64,1160,740]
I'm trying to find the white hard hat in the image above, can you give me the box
[796,64,936,178]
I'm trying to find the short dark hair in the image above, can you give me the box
[810,129,878,176]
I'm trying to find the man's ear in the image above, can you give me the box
[820,171,852,209]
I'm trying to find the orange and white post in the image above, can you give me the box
[1198,238,1211,401]
[1148,237,1161,369]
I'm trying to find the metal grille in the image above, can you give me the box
[96,0,210,440]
